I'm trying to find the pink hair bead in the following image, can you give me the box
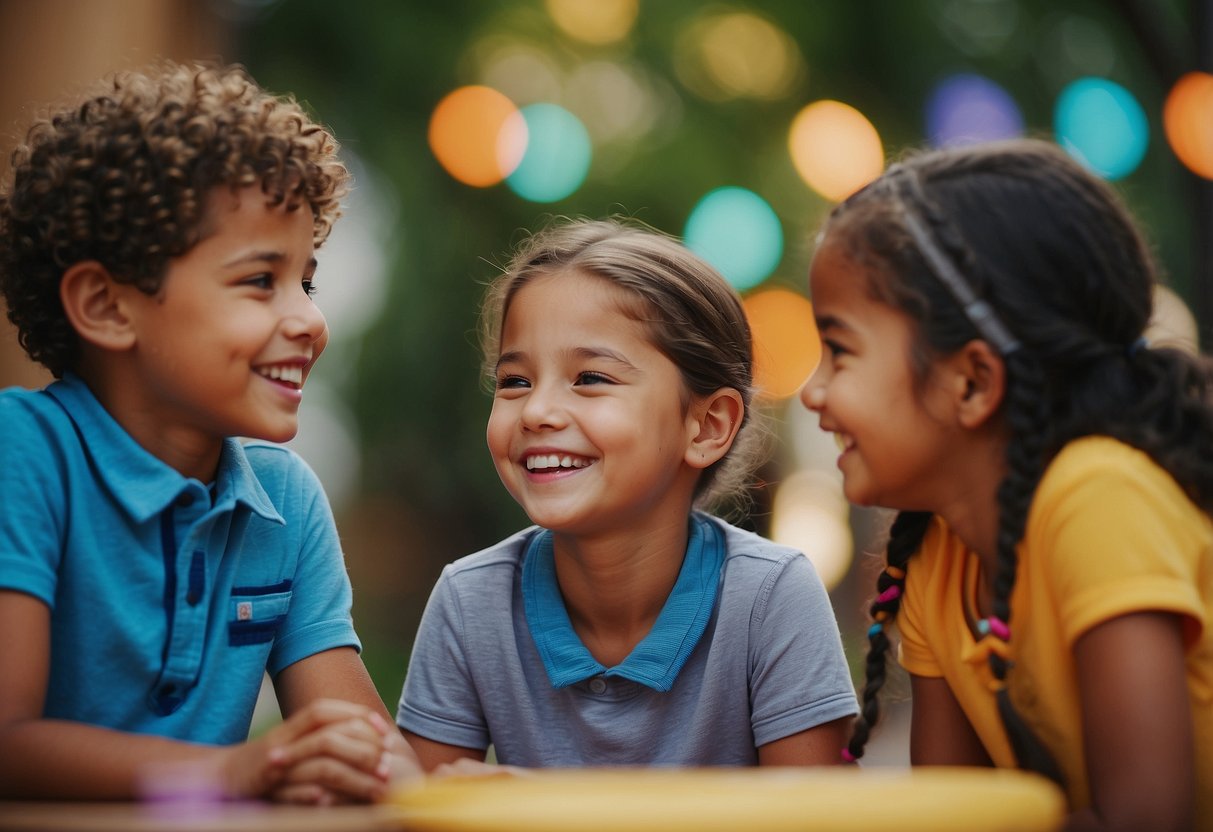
[876,585,902,604]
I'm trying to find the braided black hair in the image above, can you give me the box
[828,138,1213,779]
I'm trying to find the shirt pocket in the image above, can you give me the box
[228,580,292,647]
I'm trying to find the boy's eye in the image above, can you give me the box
[302,279,317,298]
[497,375,529,390]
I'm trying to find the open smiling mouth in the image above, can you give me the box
[256,365,304,388]
[525,454,594,471]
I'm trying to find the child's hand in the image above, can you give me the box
[216,698,392,801]
[269,714,423,805]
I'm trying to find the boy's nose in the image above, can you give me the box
[282,294,327,344]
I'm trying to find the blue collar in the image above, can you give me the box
[522,513,724,692]
[45,373,283,525]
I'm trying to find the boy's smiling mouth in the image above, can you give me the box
[255,363,305,388]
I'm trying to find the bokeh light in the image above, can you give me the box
[925,73,1024,147]
[743,288,821,400]
[684,187,783,291]
[506,103,593,202]
[545,0,638,45]
[565,60,658,144]
[313,152,392,341]
[769,470,853,591]
[428,85,527,187]
[674,10,804,101]
[1164,71,1213,180]
[1054,76,1148,180]
[789,100,884,202]
[472,38,563,105]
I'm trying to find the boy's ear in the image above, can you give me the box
[948,339,1006,429]
[685,387,745,470]
[59,261,138,352]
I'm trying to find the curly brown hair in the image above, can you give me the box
[0,60,350,377]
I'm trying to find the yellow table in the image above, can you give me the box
[390,767,1065,832]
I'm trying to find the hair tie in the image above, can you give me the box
[976,616,1010,641]
[876,585,902,604]
[1126,336,1148,358]
[841,748,857,763]
[884,565,906,581]
[867,622,884,638]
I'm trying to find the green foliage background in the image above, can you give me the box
[231,0,1205,704]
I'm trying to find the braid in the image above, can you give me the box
[988,352,1067,784]
[844,510,930,762]
[910,169,1069,783]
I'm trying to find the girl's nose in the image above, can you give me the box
[800,375,826,412]
[520,384,567,431]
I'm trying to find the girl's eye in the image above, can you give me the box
[497,375,529,390]
[243,273,273,290]
[823,339,848,359]
[575,371,611,386]
[302,279,317,298]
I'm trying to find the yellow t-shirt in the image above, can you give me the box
[898,436,1212,823]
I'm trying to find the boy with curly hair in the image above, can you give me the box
[0,61,418,803]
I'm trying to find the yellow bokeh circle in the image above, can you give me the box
[788,100,884,202]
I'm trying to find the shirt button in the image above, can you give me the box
[589,677,607,694]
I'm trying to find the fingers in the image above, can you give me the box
[276,753,390,803]
[272,715,390,772]
[269,699,391,746]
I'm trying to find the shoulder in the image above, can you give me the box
[705,514,825,604]
[710,515,802,568]
[1032,436,1203,528]
[0,385,68,437]
[0,385,80,470]
[441,527,534,583]
[238,440,325,497]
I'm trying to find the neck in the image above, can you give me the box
[550,516,691,665]
[75,361,222,482]
[932,433,1008,590]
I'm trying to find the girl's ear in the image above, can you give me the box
[59,261,138,352]
[950,339,1006,429]
[685,387,745,470]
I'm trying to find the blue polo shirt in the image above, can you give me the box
[0,374,360,744]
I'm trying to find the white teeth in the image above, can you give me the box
[258,365,303,385]
[526,454,590,471]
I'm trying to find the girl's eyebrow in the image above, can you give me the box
[494,346,640,373]
[814,313,852,333]
[571,346,639,370]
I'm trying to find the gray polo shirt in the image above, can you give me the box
[397,513,858,766]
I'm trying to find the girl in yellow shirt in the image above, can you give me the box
[801,138,1213,832]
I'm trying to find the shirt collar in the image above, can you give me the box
[46,373,283,525]
[522,513,724,692]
